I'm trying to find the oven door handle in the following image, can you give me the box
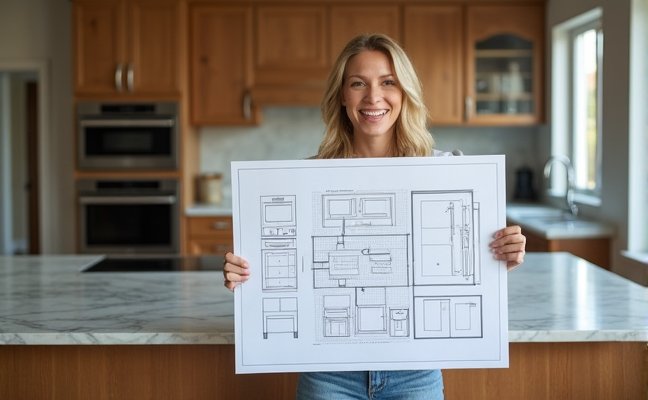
[79,119,175,127]
[79,196,177,205]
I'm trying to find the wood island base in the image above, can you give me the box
[1,342,645,399]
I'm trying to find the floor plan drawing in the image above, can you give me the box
[232,156,508,373]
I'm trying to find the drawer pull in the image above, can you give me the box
[212,221,231,230]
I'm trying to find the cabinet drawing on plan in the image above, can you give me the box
[262,297,298,339]
[411,191,481,285]
[413,295,482,338]
[260,195,297,291]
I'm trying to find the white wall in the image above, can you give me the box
[547,0,645,281]
[0,0,74,253]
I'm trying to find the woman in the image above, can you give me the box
[224,34,526,400]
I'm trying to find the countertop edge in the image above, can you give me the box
[3,331,647,345]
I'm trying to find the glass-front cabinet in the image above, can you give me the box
[466,6,544,125]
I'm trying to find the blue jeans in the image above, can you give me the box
[296,370,444,400]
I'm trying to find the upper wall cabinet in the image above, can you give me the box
[251,4,401,106]
[465,5,544,125]
[190,5,259,125]
[404,4,543,126]
[73,0,180,97]
[329,6,400,63]
[404,6,463,125]
[252,5,329,105]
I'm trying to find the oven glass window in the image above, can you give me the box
[85,204,172,245]
[84,127,171,156]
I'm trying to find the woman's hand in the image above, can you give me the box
[223,252,250,291]
[490,225,526,271]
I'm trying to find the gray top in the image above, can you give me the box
[0,253,646,345]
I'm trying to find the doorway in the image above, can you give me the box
[0,68,42,255]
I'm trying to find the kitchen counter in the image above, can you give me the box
[185,201,232,216]
[1,253,647,345]
[507,203,615,239]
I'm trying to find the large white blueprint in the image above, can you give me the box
[232,156,508,373]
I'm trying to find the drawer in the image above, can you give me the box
[188,216,233,236]
[187,238,233,256]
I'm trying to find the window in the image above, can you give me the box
[552,9,603,204]
[570,22,602,196]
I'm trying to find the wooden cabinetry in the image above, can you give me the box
[404,6,463,125]
[465,5,544,125]
[524,230,611,269]
[329,6,400,63]
[252,5,329,105]
[404,4,543,126]
[252,4,401,106]
[185,216,233,255]
[189,5,258,125]
[73,0,180,97]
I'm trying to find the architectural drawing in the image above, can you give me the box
[260,195,297,291]
[232,156,508,373]
[262,297,298,339]
[311,189,482,343]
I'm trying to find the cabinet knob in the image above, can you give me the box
[212,221,230,230]
[464,96,473,121]
[115,63,123,92]
[126,64,134,92]
[243,90,252,120]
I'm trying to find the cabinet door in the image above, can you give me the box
[74,0,125,94]
[466,5,544,125]
[190,6,257,125]
[404,6,463,125]
[329,6,400,63]
[186,216,234,256]
[255,6,328,86]
[128,0,180,96]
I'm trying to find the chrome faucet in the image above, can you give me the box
[543,155,579,216]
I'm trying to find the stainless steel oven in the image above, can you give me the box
[77,179,179,254]
[77,102,178,170]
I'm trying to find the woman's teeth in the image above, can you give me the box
[360,110,388,116]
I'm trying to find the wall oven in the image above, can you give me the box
[77,179,179,254]
[77,102,178,170]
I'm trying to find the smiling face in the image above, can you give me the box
[341,50,403,155]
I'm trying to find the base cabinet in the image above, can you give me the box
[524,230,611,269]
[185,216,233,255]
[1,343,645,400]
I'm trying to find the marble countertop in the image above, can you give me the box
[1,253,646,345]
[186,201,232,217]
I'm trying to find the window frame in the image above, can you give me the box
[567,18,603,199]
[551,8,603,206]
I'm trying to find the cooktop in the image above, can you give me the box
[82,255,224,272]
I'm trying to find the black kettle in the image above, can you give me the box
[513,166,537,201]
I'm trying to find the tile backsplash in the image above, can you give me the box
[200,107,543,201]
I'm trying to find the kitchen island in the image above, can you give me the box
[1,253,646,399]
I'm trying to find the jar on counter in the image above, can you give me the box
[198,173,223,205]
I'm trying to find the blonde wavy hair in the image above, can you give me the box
[317,34,433,159]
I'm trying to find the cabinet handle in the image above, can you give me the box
[212,221,231,230]
[115,63,123,92]
[243,90,252,120]
[465,96,473,121]
[126,63,134,92]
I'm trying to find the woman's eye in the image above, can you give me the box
[383,79,397,86]
[350,81,365,87]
